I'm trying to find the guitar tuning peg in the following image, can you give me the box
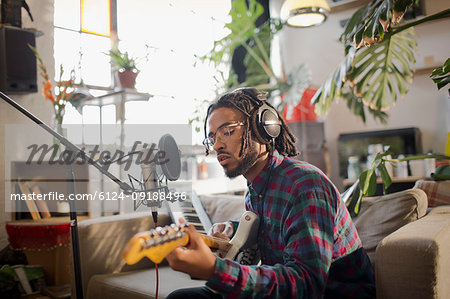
[160,227,168,235]
[145,238,156,248]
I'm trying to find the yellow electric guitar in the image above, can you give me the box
[123,211,259,265]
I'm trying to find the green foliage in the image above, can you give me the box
[313,1,450,123]
[192,0,285,131]
[430,58,450,90]
[189,98,211,133]
[312,29,416,122]
[340,0,415,48]
[200,0,283,90]
[244,24,273,87]
[350,28,416,110]
[105,49,139,72]
[346,150,450,216]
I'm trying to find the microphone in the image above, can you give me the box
[140,147,159,224]
[138,134,182,225]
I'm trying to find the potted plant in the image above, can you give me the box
[196,0,311,124]
[305,1,450,215]
[106,49,140,88]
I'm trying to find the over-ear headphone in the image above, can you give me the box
[234,88,281,143]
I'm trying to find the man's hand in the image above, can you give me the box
[208,221,234,240]
[166,221,216,280]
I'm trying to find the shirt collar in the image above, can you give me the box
[248,150,284,194]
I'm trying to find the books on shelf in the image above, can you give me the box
[30,184,51,219]
[17,180,41,220]
[16,178,52,220]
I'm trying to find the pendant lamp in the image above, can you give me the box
[281,0,330,27]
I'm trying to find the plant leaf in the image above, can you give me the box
[313,29,416,120]
[341,0,415,48]
[430,58,450,90]
[378,163,392,193]
[350,28,416,110]
[346,184,362,217]
[358,169,377,197]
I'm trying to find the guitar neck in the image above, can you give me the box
[123,211,260,265]
[122,224,231,265]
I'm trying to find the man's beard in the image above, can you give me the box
[224,146,259,178]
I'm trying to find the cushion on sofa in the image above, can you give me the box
[375,205,450,299]
[413,179,450,207]
[199,194,245,224]
[352,188,428,265]
[87,267,206,299]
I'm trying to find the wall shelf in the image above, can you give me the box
[329,0,372,13]
[77,88,152,107]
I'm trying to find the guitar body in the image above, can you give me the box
[123,211,260,265]
[225,211,259,263]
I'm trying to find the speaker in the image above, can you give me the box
[0,26,37,93]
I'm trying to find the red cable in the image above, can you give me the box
[154,222,159,299]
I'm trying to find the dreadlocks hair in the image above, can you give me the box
[203,87,299,158]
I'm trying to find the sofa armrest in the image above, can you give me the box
[73,212,172,298]
[375,206,450,299]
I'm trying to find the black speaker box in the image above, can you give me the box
[0,26,37,93]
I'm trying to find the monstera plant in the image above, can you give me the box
[311,1,450,123]
[308,1,450,215]
[199,0,449,127]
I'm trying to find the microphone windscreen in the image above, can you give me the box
[158,134,181,181]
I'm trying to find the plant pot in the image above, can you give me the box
[118,70,138,88]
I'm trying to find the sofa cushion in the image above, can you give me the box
[352,188,428,265]
[414,179,450,207]
[375,205,450,298]
[87,266,206,299]
[76,213,172,298]
[199,194,245,224]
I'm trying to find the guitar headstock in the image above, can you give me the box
[122,223,190,265]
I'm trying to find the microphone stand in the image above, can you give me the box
[0,91,137,299]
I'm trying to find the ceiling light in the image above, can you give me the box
[281,0,330,28]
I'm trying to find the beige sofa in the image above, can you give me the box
[72,188,450,299]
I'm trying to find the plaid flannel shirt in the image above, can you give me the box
[206,151,375,298]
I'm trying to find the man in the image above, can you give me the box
[166,88,375,298]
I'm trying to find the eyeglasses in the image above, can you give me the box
[203,122,245,150]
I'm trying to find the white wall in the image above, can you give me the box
[271,0,450,189]
[0,0,54,249]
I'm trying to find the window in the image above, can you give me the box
[54,0,231,144]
